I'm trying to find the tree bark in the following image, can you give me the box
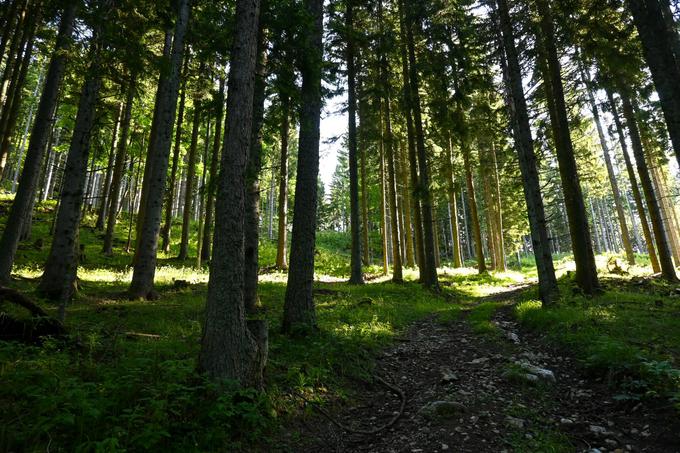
[282,0,324,335]
[129,0,190,300]
[275,95,290,270]
[535,0,599,294]
[178,101,200,261]
[103,81,135,255]
[198,0,266,386]
[95,102,123,230]
[245,19,268,313]
[0,3,76,284]
[607,89,660,272]
[201,76,225,262]
[347,0,363,284]
[619,92,677,281]
[496,0,558,303]
[403,0,438,289]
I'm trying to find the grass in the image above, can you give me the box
[1,196,680,450]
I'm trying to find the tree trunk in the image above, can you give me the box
[627,0,680,171]
[275,95,290,270]
[399,140,415,267]
[244,20,268,313]
[95,102,123,230]
[38,50,102,302]
[403,0,438,289]
[178,101,200,260]
[282,0,323,335]
[496,0,558,303]
[103,81,135,255]
[580,61,635,265]
[620,92,677,281]
[535,0,599,294]
[606,89,659,272]
[462,139,486,273]
[161,67,188,254]
[201,76,225,262]
[128,0,190,300]
[198,0,266,386]
[347,0,363,284]
[0,3,76,284]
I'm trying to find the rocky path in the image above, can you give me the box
[290,293,680,452]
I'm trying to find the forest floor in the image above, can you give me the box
[289,284,680,453]
[1,199,680,452]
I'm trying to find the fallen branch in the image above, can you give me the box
[0,286,66,343]
[293,375,406,436]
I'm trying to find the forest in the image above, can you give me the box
[0,0,680,451]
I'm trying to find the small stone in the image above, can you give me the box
[506,416,525,429]
[471,357,489,364]
[441,368,459,383]
[605,439,618,447]
[560,418,574,425]
[506,332,520,343]
[588,449,602,453]
[590,425,607,436]
[441,444,449,451]
[419,401,466,420]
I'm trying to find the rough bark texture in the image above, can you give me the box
[103,82,135,256]
[378,0,402,283]
[627,0,680,170]
[404,0,438,289]
[536,0,599,294]
[245,21,268,313]
[201,76,225,262]
[38,58,102,302]
[607,90,660,273]
[198,0,265,386]
[0,3,76,284]
[497,0,558,303]
[462,140,486,273]
[347,0,363,285]
[129,0,190,300]
[620,92,677,281]
[282,0,323,335]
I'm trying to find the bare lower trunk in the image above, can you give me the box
[129,1,190,300]
[95,102,122,230]
[178,102,201,261]
[0,3,76,284]
[198,0,266,386]
[282,0,324,335]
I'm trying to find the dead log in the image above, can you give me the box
[0,286,66,343]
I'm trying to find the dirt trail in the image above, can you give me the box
[289,291,680,452]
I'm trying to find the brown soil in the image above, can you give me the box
[283,291,680,453]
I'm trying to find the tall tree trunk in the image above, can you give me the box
[282,0,324,334]
[461,139,486,273]
[244,19,268,313]
[275,95,290,270]
[103,81,135,255]
[580,61,635,265]
[627,0,680,171]
[201,76,225,262]
[198,0,266,386]
[0,3,76,284]
[397,2,424,273]
[178,101,201,260]
[607,89,660,272]
[347,0,363,284]
[619,91,677,281]
[95,102,123,230]
[161,68,188,254]
[129,0,190,300]
[404,0,438,289]
[496,0,558,303]
[535,0,599,294]
[445,136,463,268]
[399,140,415,267]
[38,46,103,302]
[379,139,389,275]
[358,78,371,266]
[378,0,402,283]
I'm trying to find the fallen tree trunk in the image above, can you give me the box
[0,286,66,343]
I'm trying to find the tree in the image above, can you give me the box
[198,0,267,385]
[128,0,191,300]
[282,0,324,335]
[0,3,77,284]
